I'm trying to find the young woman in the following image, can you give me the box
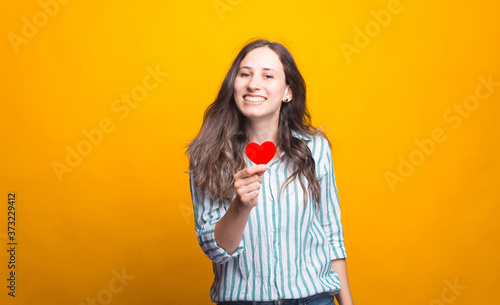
[186,39,354,305]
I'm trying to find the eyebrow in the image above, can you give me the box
[239,66,277,73]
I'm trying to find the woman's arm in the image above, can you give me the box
[214,164,266,254]
[315,137,352,304]
[214,197,253,254]
[331,258,354,305]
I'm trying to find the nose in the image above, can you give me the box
[247,75,261,91]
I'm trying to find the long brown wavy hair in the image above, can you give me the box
[186,39,328,208]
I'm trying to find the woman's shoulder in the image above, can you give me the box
[291,130,331,150]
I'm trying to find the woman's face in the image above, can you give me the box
[233,47,291,123]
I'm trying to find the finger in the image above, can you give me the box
[234,174,262,189]
[236,181,261,197]
[235,165,268,179]
[240,189,260,205]
[255,169,266,177]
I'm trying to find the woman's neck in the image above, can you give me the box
[245,118,279,144]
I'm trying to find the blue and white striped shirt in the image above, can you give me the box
[189,133,347,303]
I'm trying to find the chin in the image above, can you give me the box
[241,111,264,119]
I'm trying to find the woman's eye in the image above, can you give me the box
[264,75,273,79]
[240,73,250,77]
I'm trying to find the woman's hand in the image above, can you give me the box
[233,164,267,209]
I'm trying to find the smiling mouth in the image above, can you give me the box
[243,95,267,103]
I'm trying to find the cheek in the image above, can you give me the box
[269,82,284,93]
[233,78,245,93]
[273,87,287,104]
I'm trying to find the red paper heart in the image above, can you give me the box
[245,141,276,165]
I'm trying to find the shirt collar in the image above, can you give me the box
[291,130,312,142]
[274,130,311,162]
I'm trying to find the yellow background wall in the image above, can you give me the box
[1,0,499,304]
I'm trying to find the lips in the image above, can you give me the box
[243,95,267,103]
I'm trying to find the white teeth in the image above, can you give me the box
[244,96,266,102]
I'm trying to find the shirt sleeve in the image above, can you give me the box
[316,138,347,260]
[189,171,245,264]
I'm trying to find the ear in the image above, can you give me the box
[284,86,293,102]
